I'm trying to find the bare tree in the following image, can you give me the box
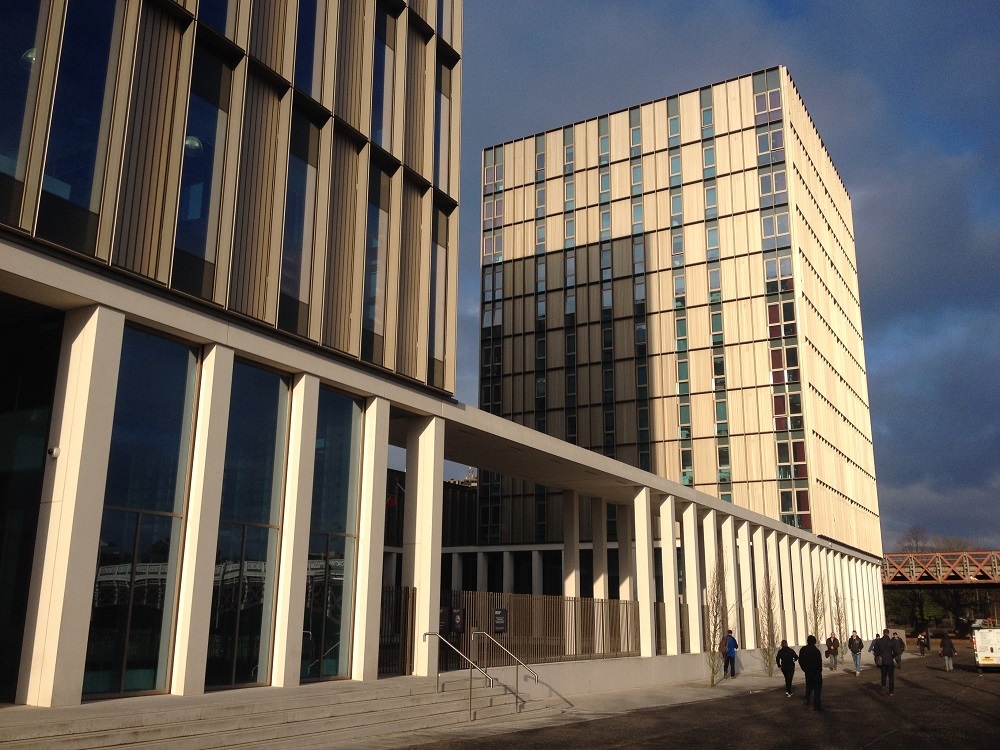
[757,566,781,677]
[810,575,826,642]
[706,555,727,687]
[833,582,847,663]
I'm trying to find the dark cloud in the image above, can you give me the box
[456,0,1000,550]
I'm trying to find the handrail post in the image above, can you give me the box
[471,631,539,713]
[422,632,493,722]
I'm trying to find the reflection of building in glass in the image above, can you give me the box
[477,67,880,558]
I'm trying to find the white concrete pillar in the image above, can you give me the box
[476,551,488,592]
[451,553,463,592]
[859,559,872,638]
[563,490,580,598]
[272,374,320,687]
[531,550,543,596]
[790,539,806,643]
[750,525,768,646]
[874,563,886,630]
[720,515,738,637]
[19,306,125,707]
[801,542,816,639]
[403,416,445,678]
[777,534,794,643]
[617,504,634,601]
[350,397,390,681]
[701,508,719,650]
[680,502,702,653]
[633,487,655,658]
[850,558,863,636]
[737,521,756,649]
[591,498,608,600]
[502,551,514,593]
[812,545,828,635]
[658,496,681,656]
[764,528,782,638]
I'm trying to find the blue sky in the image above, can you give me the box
[452,0,1000,550]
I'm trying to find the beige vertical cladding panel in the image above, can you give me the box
[112,4,188,281]
[609,110,629,163]
[334,0,368,131]
[229,72,284,321]
[318,0,339,110]
[94,0,134,264]
[322,132,362,353]
[678,90,699,145]
[249,0,289,74]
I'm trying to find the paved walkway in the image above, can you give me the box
[349,648,1000,749]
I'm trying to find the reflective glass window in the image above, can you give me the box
[294,0,325,97]
[362,163,391,364]
[371,4,396,148]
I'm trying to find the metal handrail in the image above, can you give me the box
[472,631,539,712]
[423,632,494,722]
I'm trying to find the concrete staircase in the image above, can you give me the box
[0,674,556,749]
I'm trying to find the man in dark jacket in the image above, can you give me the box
[875,629,899,696]
[798,635,824,710]
[848,631,864,676]
[940,633,957,672]
[776,639,798,696]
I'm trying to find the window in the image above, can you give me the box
[715,400,728,436]
[428,208,448,386]
[675,316,687,351]
[371,4,396,148]
[708,265,721,303]
[759,167,788,207]
[770,345,800,384]
[482,194,503,229]
[631,159,643,195]
[671,230,684,267]
[629,107,642,157]
[600,207,610,240]
[564,177,575,210]
[434,61,453,189]
[703,142,716,178]
[669,150,681,187]
[294,0,325,97]
[599,165,610,203]
[207,361,289,688]
[483,145,503,193]
[679,404,691,439]
[84,327,198,697]
[705,183,718,219]
[535,220,545,253]
[774,392,803,431]
[681,448,693,485]
[563,126,574,173]
[756,123,785,165]
[667,97,680,147]
[482,228,503,263]
[35,0,123,254]
[677,359,690,395]
[670,189,682,227]
[632,237,645,275]
[711,310,723,346]
[534,133,545,182]
[761,210,790,249]
[564,214,576,248]
[173,43,232,299]
[674,273,685,309]
[700,87,713,137]
[777,439,807,480]
[536,256,546,293]
[631,196,643,234]
[713,354,726,391]
[598,116,610,164]
[765,253,793,293]
[754,69,782,125]
[718,445,731,483]
[279,109,321,337]
[706,224,720,260]
[362,163,391,364]
[535,185,546,217]
[767,300,797,338]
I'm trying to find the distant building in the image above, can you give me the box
[477,67,881,557]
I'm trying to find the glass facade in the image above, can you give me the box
[35,0,122,254]
[83,328,198,696]
[207,361,288,689]
[302,387,363,680]
[294,0,325,98]
[371,3,396,149]
[362,163,391,365]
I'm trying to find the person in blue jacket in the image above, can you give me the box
[720,629,739,678]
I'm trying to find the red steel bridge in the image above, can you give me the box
[882,551,1000,587]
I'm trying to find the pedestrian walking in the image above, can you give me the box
[848,630,864,675]
[869,634,881,666]
[917,631,927,657]
[776,639,798,696]
[720,629,739,678]
[891,632,905,669]
[798,635,824,711]
[875,629,900,696]
[940,633,957,672]
[825,632,840,670]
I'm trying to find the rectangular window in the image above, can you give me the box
[535,185,546,217]
[207,361,289,689]
[564,177,575,210]
[630,159,642,195]
[535,220,546,252]
[279,109,320,336]
[362,163,391,364]
[670,190,682,227]
[705,184,718,219]
[677,359,689,395]
[667,97,680,147]
[434,61,452,190]
[706,225,720,260]
[599,165,610,203]
[84,327,197,697]
[708,266,721,303]
[36,0,124,254]
[629,106,641,157]
[703,143,716,178]
[564,214,575,248]
[371,4,396,149]
[631,196,643,234]
[669,151,681,187]
[428,208,448,387]
[671,231,684,267]
[294,0,326,97]
[563,126,574,173]
[598,116,610,164]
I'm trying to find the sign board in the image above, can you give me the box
[494,608,508,634]
[451,608,465,634]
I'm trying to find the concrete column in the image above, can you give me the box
[874,563,887,630]
[858,559,871,637]
[790,538,806,643]
[720,515,738,637]
[701,509,719,650]
[680,502,702,653]
[562,490,581,598]
[350,397,390,681]
[777,534,794,643]
[737,521,756,649]
[801,542,816,639]
[502,551,513,593]
[272,374,320,687]
[476,551,488,591]
[591,498,608,600]
[19,306,125,707]
[591,497,608,653]
[168,344,233,696]
[531,550,543,596]
[811,545,827,635]
[451,553,463,592]
[658,496,681,656]
[764,529,782,641]
[863,560,875,636]
[617,503,635,601]
[633,487,655,658]
[403,416,445,678]
[850,558,864,636]
[750,525,768,646]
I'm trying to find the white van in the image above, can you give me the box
[972,627,1000,671]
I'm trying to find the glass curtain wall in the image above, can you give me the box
[35,0,124,254]
[361,162,390,365]
[83,327,199,697]
[0,0,45,226]
[371,3,395,149]
[206,361,288,689]
[301,387,362,680]
[294,0,325,98]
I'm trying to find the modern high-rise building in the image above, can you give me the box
[0,0,464,707]
[478,66,881,557]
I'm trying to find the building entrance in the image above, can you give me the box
[0,294,64,702]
